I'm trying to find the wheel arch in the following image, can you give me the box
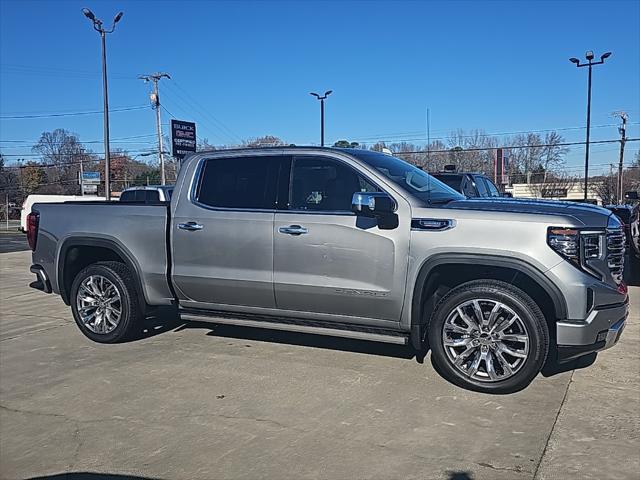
[409,253,567,350]
[57,236,148,311]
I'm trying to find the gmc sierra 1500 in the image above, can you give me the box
[27,147,628,393]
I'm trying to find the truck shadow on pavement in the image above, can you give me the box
[28,472,475,480]
[28,474,162,480]
[137,306,598,380]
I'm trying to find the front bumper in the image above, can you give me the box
[557,301,628,363]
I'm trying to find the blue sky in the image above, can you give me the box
[1,0,639,174]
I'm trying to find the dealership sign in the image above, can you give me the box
[541,188,568,198]
[171,120,196,160]
[80,171,101,184]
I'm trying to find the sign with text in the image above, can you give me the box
[542,188,568,198]
[171,120,196,160]
[81,171,101,185]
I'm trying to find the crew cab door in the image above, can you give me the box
[171,155,283,310]
[273,155,410,324]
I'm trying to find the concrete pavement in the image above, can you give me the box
[0,250,638,480]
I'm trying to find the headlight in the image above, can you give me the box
[547,227,606,281]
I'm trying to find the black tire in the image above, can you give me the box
[428,280,549,394]
[70,261,141,343]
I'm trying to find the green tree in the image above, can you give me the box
[333,140,360,148]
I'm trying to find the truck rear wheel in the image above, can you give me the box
[70,261,141,343]
[428,280,549,394]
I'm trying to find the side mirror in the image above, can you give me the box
[351,192,395,217]
[502,192,513,198]
[624,191,639,201]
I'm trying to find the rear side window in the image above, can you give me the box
[290,156,379,212]
[146,190,160,203]
[120,191,136,202]
[196,156,278,209]
[433,175,463,193]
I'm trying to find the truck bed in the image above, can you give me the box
[31,201,174,306]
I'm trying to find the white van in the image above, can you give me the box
[20,195,105,232]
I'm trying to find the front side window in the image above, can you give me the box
[290,156,379,212]
[484,178,501,197]
[196,156,277,209]
[474,176,488,197]
[461,177,477,197]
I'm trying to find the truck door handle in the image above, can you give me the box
[178,222,204,231]
[278,225,308,236]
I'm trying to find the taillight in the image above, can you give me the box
[27,212,39,251]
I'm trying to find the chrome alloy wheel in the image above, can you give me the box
[441,299,530,382]
[76,275,122,334]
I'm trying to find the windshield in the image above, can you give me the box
[350,150,465,204]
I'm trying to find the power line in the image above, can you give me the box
[389,138,639,155]
[0,105,148,120]
[342,122,640,145]
[0,133,157,144]
[172,81,243,143]
[162,81,242,144]
[1,148,158,162]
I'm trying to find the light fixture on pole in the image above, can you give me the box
[569,51,612,200]
[310,90,332,146]
[81,8,124,201]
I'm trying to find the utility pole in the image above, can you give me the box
[613,111,627,204]
[426,107,431,170]
[79,154,84,196]
[139,73,171,185]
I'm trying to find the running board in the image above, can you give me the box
[180,310,409,345]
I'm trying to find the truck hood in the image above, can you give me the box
[438,197,613,227]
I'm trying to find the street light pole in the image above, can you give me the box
[310,90,332,146]
[613,111,627,204]
[100,29,111,199]
[82,8,123,201]
[569,51,611,201]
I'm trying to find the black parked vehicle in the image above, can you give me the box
[605,205,634,249]
[430,171,509,198]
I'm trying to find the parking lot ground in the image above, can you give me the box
[1,249,638,480]
[0,232,28,254]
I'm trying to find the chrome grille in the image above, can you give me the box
[607,228,626,285]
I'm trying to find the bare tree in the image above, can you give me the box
[587,174,617,205]
[32,129,96,194]
[242,135,286,148]
[507,132,569,183]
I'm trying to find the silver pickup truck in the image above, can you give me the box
[27,147,628,393]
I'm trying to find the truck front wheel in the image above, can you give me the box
[70,261,141,343]
[428,280,549,394]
